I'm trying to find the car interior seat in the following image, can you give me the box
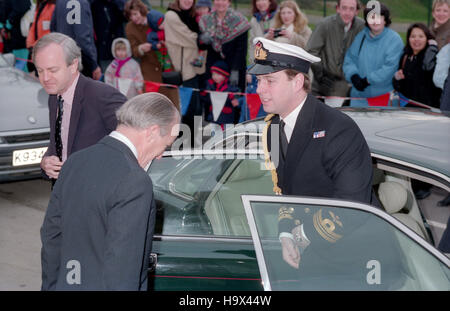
[378,181,427,239]
[205,160,273,236]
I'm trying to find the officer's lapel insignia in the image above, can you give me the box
[255,41,269,60]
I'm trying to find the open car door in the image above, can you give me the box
[242,195,450,291]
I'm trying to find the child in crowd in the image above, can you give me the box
[191,0,212,67]
[202,60,240,126]
[146,9,173,72]
[105,38,144,99]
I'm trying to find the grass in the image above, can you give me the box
[149,0,432,25]
[296,0,430,24]
[150,0,410,44]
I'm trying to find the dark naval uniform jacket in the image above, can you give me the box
[266,95,404,288]
[267,94,375,204]
[40,136,156,290]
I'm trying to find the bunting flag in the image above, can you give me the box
[209,91,228,121]
[246,93,262,120]
[397,92,410,107]
[117,78,132,96]
[178,87,193,116]
[13,48,29,72]
[145,81,161,93]
[367,92,390,106]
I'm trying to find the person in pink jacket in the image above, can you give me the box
[105,37,144,99]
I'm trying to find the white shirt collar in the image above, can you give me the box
[109,131,138,159]
[109,131,152,171]
[280,96,307,142]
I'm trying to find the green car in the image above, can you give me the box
[147,108,450,291]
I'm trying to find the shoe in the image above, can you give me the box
[414,189,431,200]
[437,194,450,206]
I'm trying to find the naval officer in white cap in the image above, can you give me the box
[249,37,380,272]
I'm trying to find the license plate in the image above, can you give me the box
[12,147,48,166]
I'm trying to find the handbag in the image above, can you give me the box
[162,71,182,86]
[162,47,183,86]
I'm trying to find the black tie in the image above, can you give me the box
[55,95,64,161]
[279,120,288,160]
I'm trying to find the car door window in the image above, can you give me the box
[242,195,450,291]
[148,156,272,237]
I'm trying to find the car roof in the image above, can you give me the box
[215,108,450,179]
[341,108,450,178]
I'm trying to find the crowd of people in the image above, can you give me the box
[1,0,449,124]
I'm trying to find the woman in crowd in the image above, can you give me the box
[343,3,403,106]
[26,0,56,74]
[248,0,278,62]
[26,0,55,49]
[393,23,441,108]
[199,0,250,92]
[124,0,179,108]
[164,0,206,145]
[266,0,311,49]
[430,0,450,50]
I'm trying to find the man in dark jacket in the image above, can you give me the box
[90,0,125,72]
[307,0,364,98]
[32,33,127,183]
[248,38,394,287]
[50,0,101,79]
[40,93,180,290]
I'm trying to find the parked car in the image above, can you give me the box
[0,54,49,182]
[146,107,450,291]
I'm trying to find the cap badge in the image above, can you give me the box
[254,41,268,61]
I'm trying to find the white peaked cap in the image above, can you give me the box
[248,37,321,75]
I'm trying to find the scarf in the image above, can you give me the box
[254,10,276,34]
[254,10,276,22]
[112,57,132,78]
[200,8,250,57]
[167,6,199,34]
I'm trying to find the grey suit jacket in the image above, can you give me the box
[43,74,127,178]
[41,135,156,290]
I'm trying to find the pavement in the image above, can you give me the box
[0,179,50,291]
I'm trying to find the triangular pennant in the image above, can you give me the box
[246,93,262,120]
[144,81,161,93]
[398,92,410,107]
[367,92,390,106]
[13,49,29,72]
[178,87,193,116]
[117,78,132,96]
[209,91,228,121]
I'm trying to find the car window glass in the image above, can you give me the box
[247,201,450,290]
[148,156,272,237]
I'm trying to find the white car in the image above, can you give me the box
[0,54,49,182]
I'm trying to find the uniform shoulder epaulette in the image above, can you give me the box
[264,113,276,122]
